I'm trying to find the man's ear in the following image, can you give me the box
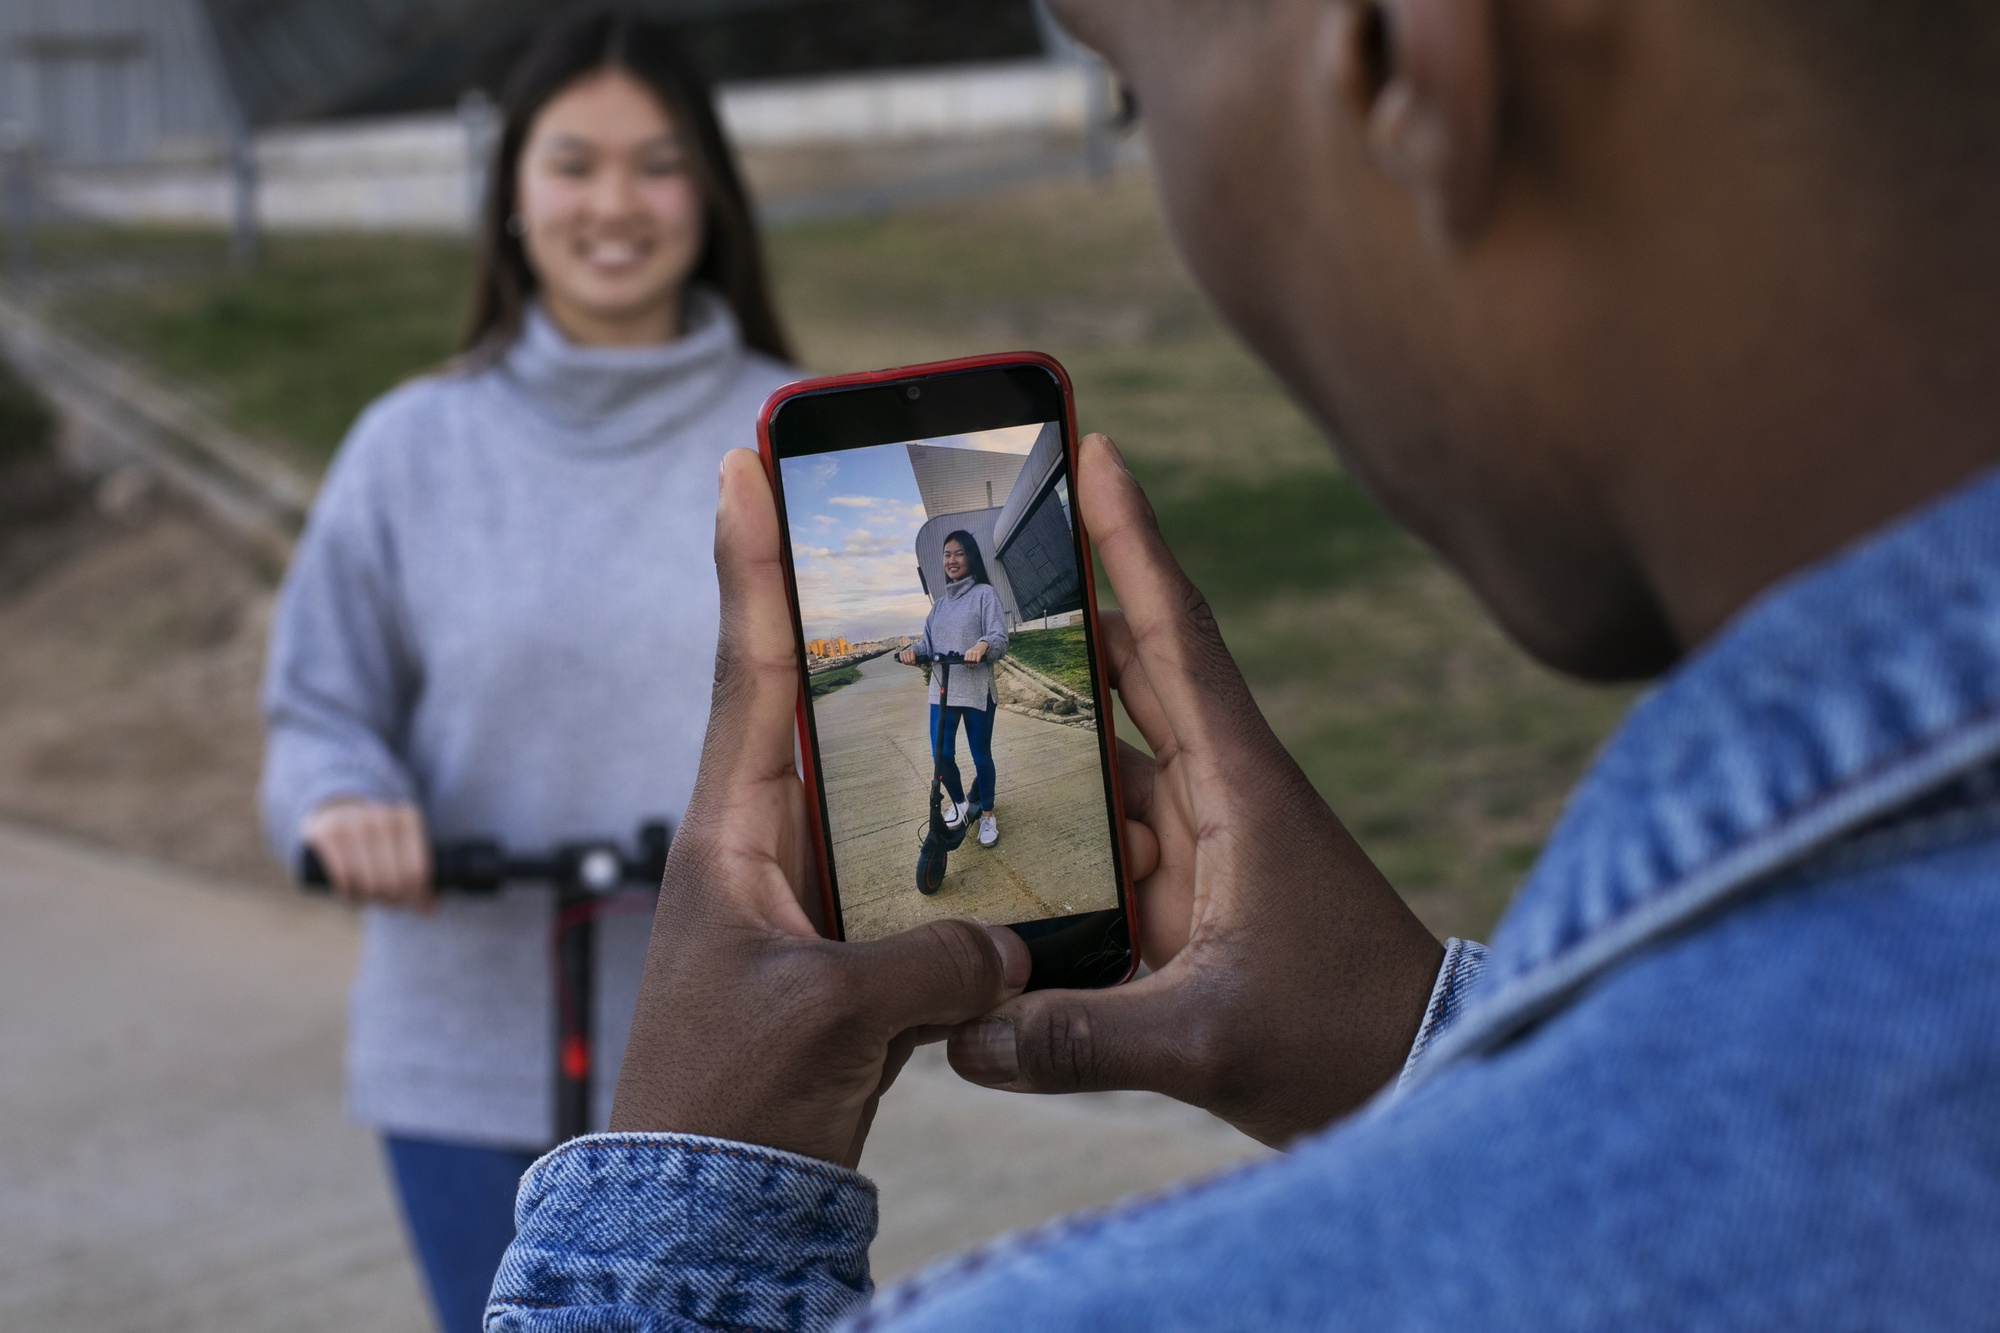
[1337,0,1502,244]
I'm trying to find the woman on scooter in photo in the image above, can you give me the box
[898,532,1009,848]
[257,12,796,1332]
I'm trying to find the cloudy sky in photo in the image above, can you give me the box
[779,423,1046,641]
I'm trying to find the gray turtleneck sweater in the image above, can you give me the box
[917,577,1008,709]
[260,291,795,1148]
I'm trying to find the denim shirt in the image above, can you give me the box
[489,470,2000,1331]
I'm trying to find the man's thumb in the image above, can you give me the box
[845,919,1031,1033]
[946,981,1193,1098]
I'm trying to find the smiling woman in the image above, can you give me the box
[461,11,790,361]
[257,12,799,1333]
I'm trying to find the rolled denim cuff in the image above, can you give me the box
[487,1132,876,1333]
[1395,937,1491,1093]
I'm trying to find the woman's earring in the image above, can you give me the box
[505,214,525,238]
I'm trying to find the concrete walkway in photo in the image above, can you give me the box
[0,820,1267,1326]
[812,652,1120,942]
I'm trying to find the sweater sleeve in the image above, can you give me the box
[978,586,1008,660]
[258,423,421,866]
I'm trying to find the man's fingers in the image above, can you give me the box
[1116,738,1157,824]
[1077,435,1266,770]
[1097,609,1173,756]
[843,920,1031,1034]
[702,450,803,792]
[946,979,1203,1100]
[1117,740,1161,882]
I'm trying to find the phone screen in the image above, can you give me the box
[767,362,1131,985]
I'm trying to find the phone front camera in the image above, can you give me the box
[905,384,922,400]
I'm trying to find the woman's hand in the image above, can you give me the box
[965,641,989,664]
[945,435,1446,1149]
[898,648,917,666]
[301,799,433,909]
[610,451,1031,1168]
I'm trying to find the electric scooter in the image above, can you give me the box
[298,820,670,1146]
[915,651,970,896]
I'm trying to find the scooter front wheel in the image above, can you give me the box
[917,834,948,895]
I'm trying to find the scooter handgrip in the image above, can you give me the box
[298,846,332,892]
[433,840,506,893]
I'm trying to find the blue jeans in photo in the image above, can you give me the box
[383,1134,540,1333]
[931,702,997,812]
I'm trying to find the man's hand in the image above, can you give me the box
[610,451,1032,1168]
[898,647,918,666]
[965,641,989,663]
[947,435,1445,1148]
[301,798,432,908]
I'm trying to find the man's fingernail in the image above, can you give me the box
[957,1018,1018,1085]
[986,925,1031,990]
[1095,434,1129,471]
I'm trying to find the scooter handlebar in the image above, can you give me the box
[296,820,671,896]
[296,840,508,894]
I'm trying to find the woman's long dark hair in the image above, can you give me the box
[943,530,992,587]
[461,9,792,363]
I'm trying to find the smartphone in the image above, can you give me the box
[758,352,1138,990]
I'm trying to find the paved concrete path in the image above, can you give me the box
[0,821,430,1333]
[0,820,1265,1327]
[815,653,1120,942]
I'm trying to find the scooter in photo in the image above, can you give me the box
[915,651,970,896]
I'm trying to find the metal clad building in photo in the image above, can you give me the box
[909,423,1082,627]
[991,421,1079,620]
[907,441,1027,519]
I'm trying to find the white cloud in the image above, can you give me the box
[810,458,839,482]
[828,495,876,509]
[793,525,932,641]
[926,423,1044,456]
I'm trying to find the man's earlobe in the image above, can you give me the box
[1343,0,1501,244]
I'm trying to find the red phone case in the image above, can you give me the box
[755,351,1139,977]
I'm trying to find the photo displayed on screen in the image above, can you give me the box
[779,421,1121,944]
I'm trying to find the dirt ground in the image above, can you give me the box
[0,485,281,889]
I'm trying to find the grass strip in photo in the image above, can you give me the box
[810,664,863,698]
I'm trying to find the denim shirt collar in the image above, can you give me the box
[1413,466,2000,1083]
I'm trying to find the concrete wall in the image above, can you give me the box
[724,59,1089,145]
[42,58,1098,233]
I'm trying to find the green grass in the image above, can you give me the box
[809,664,862,698]
[1007,625,1093,697]
[54,230,474,470]
[1140,465,1421,610]
[34,174,1633,939]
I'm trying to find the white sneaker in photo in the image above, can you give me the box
[944,799,969,829]
[978,813,998,847]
